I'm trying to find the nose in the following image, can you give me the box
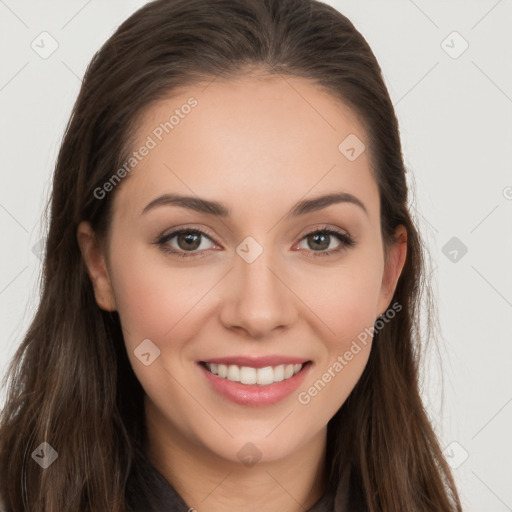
[219,246,297,339]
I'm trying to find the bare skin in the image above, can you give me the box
[77,71,407,512]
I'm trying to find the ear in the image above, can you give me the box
[76,221,117,311]
[376,224,407,316]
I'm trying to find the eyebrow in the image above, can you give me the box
[141,192,368,218]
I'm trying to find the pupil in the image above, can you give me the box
[179,232,200,250]
[309,233,328,250]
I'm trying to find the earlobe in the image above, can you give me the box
[378,225,407,315]
[76,221,117,312]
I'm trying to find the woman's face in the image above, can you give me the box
[79,74,406,465]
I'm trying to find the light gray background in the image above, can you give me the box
[1,1,511,510]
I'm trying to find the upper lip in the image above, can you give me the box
[200,356,311,368]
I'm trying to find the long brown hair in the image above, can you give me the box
[0,0,462,510]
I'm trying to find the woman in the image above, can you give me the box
[0,0,462,510]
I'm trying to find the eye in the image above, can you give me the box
[155,228,217,258]
[154,225,355,259]
[296,227,355,258]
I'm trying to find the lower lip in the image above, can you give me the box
[198,362,312,407]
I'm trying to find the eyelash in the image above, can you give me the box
[154,225,356,259]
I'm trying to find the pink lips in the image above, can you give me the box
[197,357,312,407]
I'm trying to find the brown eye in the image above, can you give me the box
[296,228,355,258]
[176,232,202,251]
[156,228,216,257]
[306,232,331,251]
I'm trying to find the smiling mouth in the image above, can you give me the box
[200,361,311,386]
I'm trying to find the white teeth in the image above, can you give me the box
[256,366,274,385]
[273,365,285,382]
[205,362,305,386]
[218,364,228,378]
[240,366,257,385]
[227,364,240,382]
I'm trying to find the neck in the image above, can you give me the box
[143,398,328,512]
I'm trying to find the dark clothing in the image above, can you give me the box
[126,450,366,511]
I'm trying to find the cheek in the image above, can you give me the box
[296,341,371,438]
[299,251,384,342]
[295,274,378,425]
[109,246,221,354]
[293,249,382,411]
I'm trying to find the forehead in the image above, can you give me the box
[112,74,379,223]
